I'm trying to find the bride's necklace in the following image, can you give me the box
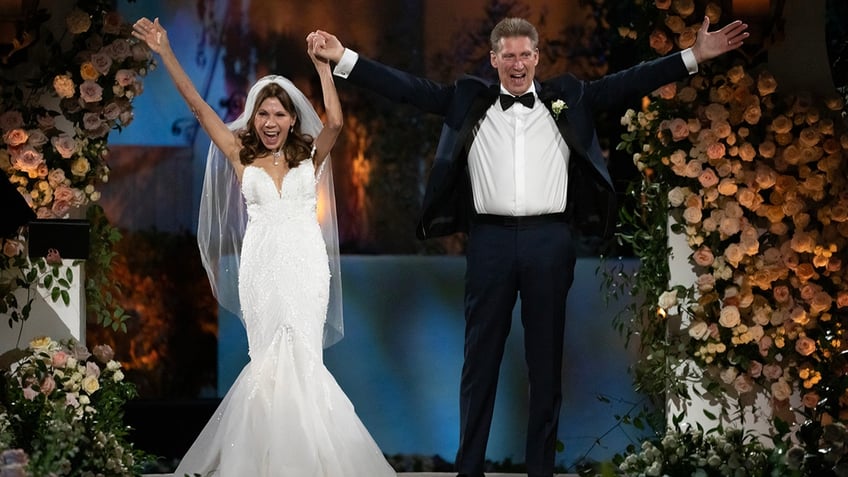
[272,147,283,166]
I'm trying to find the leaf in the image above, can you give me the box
[61,290,70,306]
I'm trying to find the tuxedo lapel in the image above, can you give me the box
[538,84,588,161]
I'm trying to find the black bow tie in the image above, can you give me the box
[499,92,535,110]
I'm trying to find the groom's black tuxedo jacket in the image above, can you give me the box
[344,51,691,240]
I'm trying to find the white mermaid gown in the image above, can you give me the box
[175,160,396,477]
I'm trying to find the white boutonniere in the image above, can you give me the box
[551,99,568,120]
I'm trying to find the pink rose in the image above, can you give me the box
[0,110,24,130]
[692,247,715,267]
[668,118,689,141]
[795,336,816,356]
[763,362,783,380]
[41,375,56,395]
[92,344,115,363]
[90,52,113,75]
[748,360,763,378]
[697,168,719,188]
[773,285,791,303]
[79,79,103,103]
[51,350,69,368]
[22,386,38,400]
[45,248,62,265]
[759,336,774,357]
[85,360,101,378]
[103,11,123,35]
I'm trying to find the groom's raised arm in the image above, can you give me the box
[310,29,454,115]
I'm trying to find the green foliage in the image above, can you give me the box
[85,204,130,332]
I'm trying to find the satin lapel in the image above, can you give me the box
[454,85,499,162]
[538,84,589,162]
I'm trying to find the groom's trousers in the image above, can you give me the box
[455,215,576,477]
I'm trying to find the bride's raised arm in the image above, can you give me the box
[306,31,343,173]
[132,17,243,176]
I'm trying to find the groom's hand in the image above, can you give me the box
[309,30,345,64]
[691,17,749,64]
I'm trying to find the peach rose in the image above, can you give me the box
[773,285,791,303]
[3,238,23,257]
[772,115,793,134]
[80,61,99,81]
[683,206,702,224]
[649,29,673,55]
[66,8,91,34]
[3,128,28,147]
[719,305,741,328]
[733,374,754,394]
[717,178,738,196]
[759,336,774,357]
[772,379,792,401]
[677,28,697,49]
[689,320,710,340]
[836,291,848,308]
[743,104,762,125]
[763,362,783,380]
[802,392,820,409]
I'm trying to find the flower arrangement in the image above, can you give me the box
[0,0,151,332]
[599,0,848,475]
[615,425,774,477]
[620,62,848,422]
[0,337,147,476]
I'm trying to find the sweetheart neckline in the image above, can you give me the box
[246,164,290,197]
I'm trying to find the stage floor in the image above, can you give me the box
[146,474,578,477]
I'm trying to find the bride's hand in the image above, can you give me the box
[132,17,169,55]
[306,32,330,71]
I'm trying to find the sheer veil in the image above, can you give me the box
[197,75,343,348]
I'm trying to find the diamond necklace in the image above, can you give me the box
[272,147,283,166]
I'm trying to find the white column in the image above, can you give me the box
[0,260,85,354]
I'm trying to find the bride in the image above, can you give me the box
[132,17,396,477]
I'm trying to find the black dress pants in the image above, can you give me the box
[455,216,576,477]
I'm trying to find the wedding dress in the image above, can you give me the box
[174,159,396,477]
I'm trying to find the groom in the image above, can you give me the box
[313,16,748,477]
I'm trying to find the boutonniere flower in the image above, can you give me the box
[551,99,568,120]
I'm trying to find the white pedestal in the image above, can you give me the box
[665,218,799,440]
[1,260,85,353]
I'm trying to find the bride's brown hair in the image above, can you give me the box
[238,83,314,168]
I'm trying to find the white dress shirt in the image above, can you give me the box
[469,86,568,216]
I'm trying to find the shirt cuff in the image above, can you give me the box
[333,48,359,78]
[680,48,698,75]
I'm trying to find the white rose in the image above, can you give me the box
[688,321,710,340]
[81,375,100,394]
[658,290,678,310]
